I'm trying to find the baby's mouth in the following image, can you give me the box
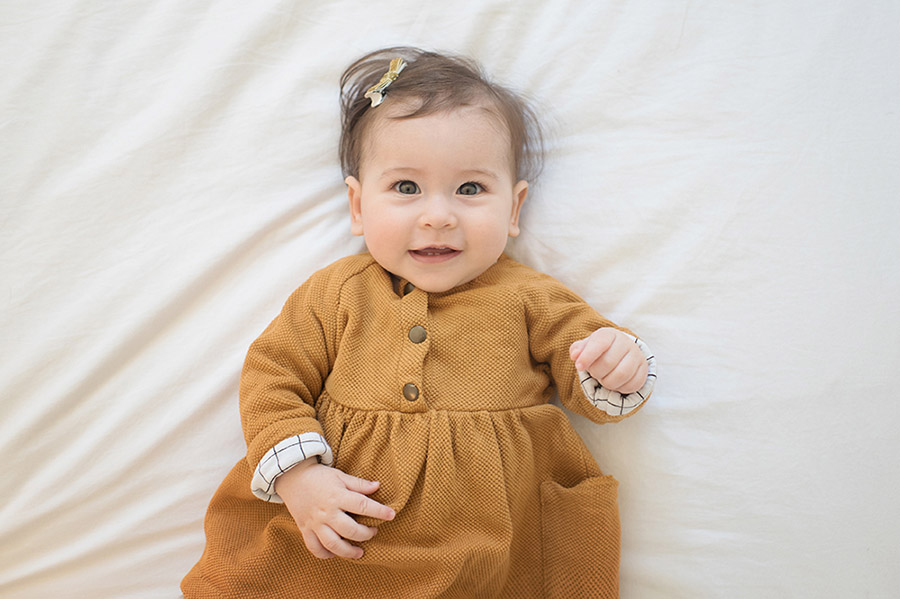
[412,246,457,256]
[409,246,461,261]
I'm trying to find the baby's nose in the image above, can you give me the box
[419,195,457,228]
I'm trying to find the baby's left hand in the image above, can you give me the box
[569,328,648,395]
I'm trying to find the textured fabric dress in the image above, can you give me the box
[182,253,654,598]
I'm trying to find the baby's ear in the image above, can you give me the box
[346,176,364,236]
[508,180,528,237]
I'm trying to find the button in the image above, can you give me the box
[403,383,419,401]
[403,282,415,295]
[408,325,427,344]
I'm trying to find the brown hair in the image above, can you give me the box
[339,46,544,181]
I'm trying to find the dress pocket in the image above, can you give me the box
[540,476,620,598]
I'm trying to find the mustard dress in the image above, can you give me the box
[182,253,653,598]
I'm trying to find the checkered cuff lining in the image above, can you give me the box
[251,432,334,503]
[578,335,656,416]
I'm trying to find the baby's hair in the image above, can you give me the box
[339,46,544,182]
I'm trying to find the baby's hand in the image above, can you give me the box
[274,458,395,560]
[569,328,648,395]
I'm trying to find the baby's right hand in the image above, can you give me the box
[274,458,395,560]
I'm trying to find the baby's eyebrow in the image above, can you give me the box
[376,166,503,181]
[462,168,501,180]
[379,167,421,178]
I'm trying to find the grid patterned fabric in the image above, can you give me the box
[251,432,333,502]
[183,253,653,598]
[579,335,657,416]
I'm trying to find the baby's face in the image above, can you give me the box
[346,105,528,293]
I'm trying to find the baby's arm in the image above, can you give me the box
[521,269,655,421]
[569,328,648,395]
[241,268,394,559]
[275,458,395,560]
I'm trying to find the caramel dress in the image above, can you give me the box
[182,253,654,598]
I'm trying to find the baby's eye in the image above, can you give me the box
[457,182,483,196]
[395,181,420,195]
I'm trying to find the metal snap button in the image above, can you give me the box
[408,325,427,344]
[402,383,419,401]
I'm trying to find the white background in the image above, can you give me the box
[2,1,898,596]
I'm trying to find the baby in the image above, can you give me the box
[182,46,656,599]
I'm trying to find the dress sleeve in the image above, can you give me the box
[240,269,342,498]
[524,275,655,424]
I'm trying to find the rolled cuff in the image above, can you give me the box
[578,335,656,417]
[250,432,334,502]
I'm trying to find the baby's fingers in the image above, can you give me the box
[302,528,336,560]
[616,360,649,395]
[338,473,396,522]
[340,491,396,522]
[338,471,381,495]
[331,512,379,544]
[573,329,620,373]
[600,349,648,393]
[316,525,366,560]
[569,338,587,361]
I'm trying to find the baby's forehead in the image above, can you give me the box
[363,101,515,154]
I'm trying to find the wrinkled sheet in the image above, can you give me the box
[1,1,898,597]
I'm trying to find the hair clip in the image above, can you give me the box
[364,57,407,107]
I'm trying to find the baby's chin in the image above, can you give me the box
[400,276,460,294]
[370,248,502,293]
[404,268,494,293]
[395,270,473,294]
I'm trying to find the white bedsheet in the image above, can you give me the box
[2,1,898,597]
